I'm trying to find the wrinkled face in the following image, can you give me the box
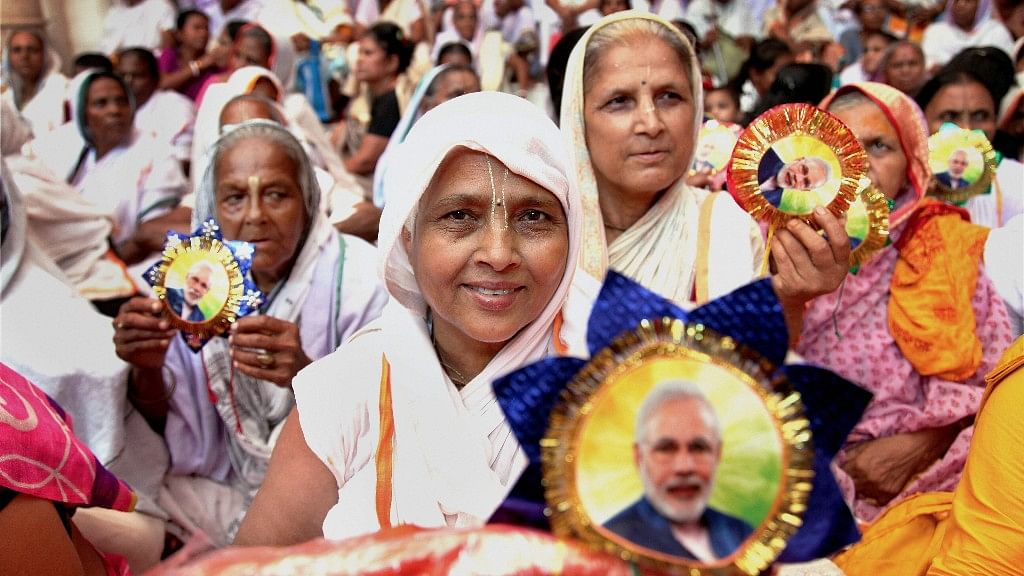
[777,157,829,190]
[858,0,888,30]
[85,77,133,152]
[236,35,271,69]
[948,151,968,177]
[184,266,212,305]
[116,53,158,105]
[584,36,695,208]
[180,13,211,52]
[861,34,890,75]
[884,44,925,95]
[952,0,978,29]
[704,89,739,123]
[215,139,307,288]
[600,0,630,16]
[355,36,396,83]
[8,31,44,83]
[403,150,569,352]
[830,100,908,200]
[635,398,721,525]
[924,81,996,140]
[423,70,480,112]
[453,2,478,42]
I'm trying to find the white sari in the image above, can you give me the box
[293,91,596,540]
[560,12,763,307]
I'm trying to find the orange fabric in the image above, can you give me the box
[375,354,395,529]
[888,200,991,382]
[552,311,568,356]
[834,337,1024,576]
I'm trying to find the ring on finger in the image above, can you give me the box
[256,351,275,369]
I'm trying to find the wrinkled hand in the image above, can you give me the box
[770,207,850,307]
[113,297,175,369]
[229,316,311,387]
[842,426,960,505]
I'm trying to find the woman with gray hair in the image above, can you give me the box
[111,120,388,545]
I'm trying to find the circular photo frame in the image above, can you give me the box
[691,120,742,177]
[846,184,890,269]
[927,126,997,204]
[148,234,249,346]
[543,319,813,576]
[727,103,869,230]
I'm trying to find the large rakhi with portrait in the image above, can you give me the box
[493,273,872,575]
[926,124,998,205]
[144,219,263,351]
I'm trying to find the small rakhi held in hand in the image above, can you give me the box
[926,123,998,205]
[143,219,263,351]
[726,103,876,271]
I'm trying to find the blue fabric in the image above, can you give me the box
[603,498,752,560]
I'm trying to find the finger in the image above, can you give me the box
[232,315,288,335]
[119,297,164,316]
[231,347,280,369]
[115,312,172,333]
[783,216,832,268]
[230,331,288,351]
[233,362,289,387]
[117,338,171,355]
[814,207,852,264]
[773,227,814,283]
[114,327,176,345]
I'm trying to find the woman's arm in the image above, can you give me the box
[343,133,389,176]
[233,408,339,546]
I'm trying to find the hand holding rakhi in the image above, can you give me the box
[770,206,850,306]
[229,316,312,387]
[113,297,176,369]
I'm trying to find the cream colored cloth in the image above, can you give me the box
[559,11,763,306]
[294,91,596,540]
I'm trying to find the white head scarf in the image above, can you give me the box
[560,11,716,304]
[364,90,585,530]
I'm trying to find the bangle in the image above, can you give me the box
[188,60,201,77]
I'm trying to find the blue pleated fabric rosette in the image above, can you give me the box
[143,219,263,351]
[492,272,872,570]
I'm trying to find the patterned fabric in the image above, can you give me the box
[801,83,1014,522]
[0,363,135,512]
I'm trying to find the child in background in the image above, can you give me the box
[704,85,743,125]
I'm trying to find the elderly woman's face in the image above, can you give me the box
[583,35,695,206]
[85,78,132,152]
[404,150,569,349]
[830,99,908,201]
[215,138,307,287]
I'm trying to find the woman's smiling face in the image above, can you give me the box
[404,149,569,350]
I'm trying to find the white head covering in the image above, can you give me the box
[355,90,586,530]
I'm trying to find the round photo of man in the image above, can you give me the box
[164,254,231,324]
[575,356,783,566]
[755,134,842,215]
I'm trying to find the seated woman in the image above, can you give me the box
[561,12,848,340]
[0,364,138,576]
[915,67,1024,229]
[158,9,226,101]
[1,28,68,137]
[371,63,481,207]
[797,81,1014,523]
[1,161,168,571]
[112,120,388,546]
[19,70,187,294]
[233,91,595,546]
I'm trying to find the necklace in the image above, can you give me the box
[428,313,469,389]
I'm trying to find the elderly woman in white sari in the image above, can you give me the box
[233,91,596,546]
[19,70,187,277]
[560,12,849,340]
[111,120,388,545]
[1,29,68,137]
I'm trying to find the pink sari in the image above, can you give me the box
[801,83,1015,522]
